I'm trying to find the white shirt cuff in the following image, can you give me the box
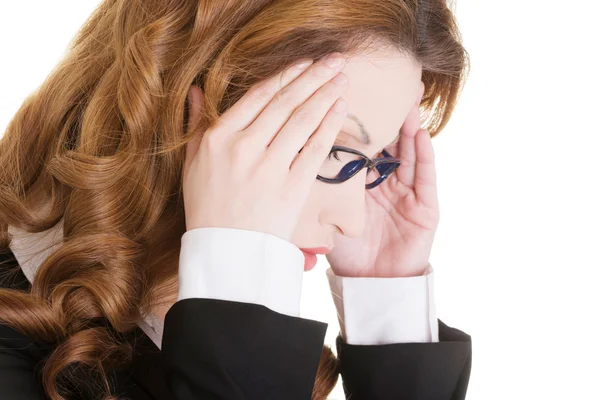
[177,227,305,317]
[326,263,439,345]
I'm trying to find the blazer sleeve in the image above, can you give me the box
[162,227,329,399]
[161,227,331,398]
[161,297,328,400]
[335,318,472,400]
[170,228,472,399]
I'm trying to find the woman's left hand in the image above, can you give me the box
[325,97,440,278]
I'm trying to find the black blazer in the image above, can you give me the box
[0,247,472,399]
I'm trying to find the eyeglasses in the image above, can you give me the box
[316,145,401,189]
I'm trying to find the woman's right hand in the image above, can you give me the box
[183,52,350,242]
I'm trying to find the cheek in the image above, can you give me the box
[288,187,324,241]
[299,171,368,220]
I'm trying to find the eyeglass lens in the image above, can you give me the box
[317,149,398,188]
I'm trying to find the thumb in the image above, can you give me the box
[184,85,205,166]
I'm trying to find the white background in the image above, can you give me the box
[1,1,599,399]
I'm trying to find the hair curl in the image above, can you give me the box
[0,0,469,398]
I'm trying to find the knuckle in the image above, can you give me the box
[272,86,293,106]
[236,134,259,154]
[261,151,282,170]
[279,188,296,204]
[304,139,324,154]
[280,67,298,86]
[328,77,348,93]
[309,66,321,78]
[250,83,272,103]
[256,162,281,183]
[292,106,312,123]
[201,130,221,151]
[231,139,248,160]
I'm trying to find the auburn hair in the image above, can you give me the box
[0,0,469,398]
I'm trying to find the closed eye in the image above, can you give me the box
[327,150,342,161]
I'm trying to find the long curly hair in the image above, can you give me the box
[0,0,469,398]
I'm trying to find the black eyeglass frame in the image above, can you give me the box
[316,145,401,189]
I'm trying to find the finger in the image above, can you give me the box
[414,129,438,208]
[215,58,314,135]
[267,72,349,165]
[243,53,347,146]
[395,102,422,186]
[289,97,348,184]
[184,86,204,170]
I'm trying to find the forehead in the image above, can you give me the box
[339,46,422,147]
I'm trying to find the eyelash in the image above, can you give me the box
[329,136,397,161]
[327,150,341,161]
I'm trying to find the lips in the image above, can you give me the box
[299,247,332,255]
[301,251,317,271]
[299,247,332,272]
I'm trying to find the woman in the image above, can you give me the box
[0,0,471,399]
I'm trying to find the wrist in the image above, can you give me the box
[369,261,431,278]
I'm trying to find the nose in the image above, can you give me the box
[320,178,366,239]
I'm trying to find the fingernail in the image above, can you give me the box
[325,53,345,68]
[295,59,314,69]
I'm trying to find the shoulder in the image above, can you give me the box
[0,322,53,399]
[0,322,53,364]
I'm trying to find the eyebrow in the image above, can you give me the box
[344,113,402,146]
[345,113,372,144]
